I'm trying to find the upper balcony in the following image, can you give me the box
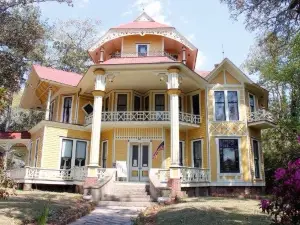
[85,111,201,129]
[247,109,276,129]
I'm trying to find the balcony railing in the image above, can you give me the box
[111,51,178,61]
[85,111,200,126]
[248,109,275,124]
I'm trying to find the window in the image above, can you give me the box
[134,96,141,111]
[49,101,55,121]
[145,96,149,111]
[228,91,239,120]
[62,97,72,123]
[34,139,39,167]
[192,94,200,115]
[104,97,109,112]
[60,138,88,169]
[249,94,256,113]
[101,141,108,168]
[252,140,261,179]
[179,141,184,166]
[214,91,226,121]
[117,94,127,111]
[219,139,240,173]
[83,103,93,115]
[179,96,182,112]
[192,140,202,168]
[155,94,165,111]
[214,91,239,121]
[75,141,87,166]
[137,44,148,57]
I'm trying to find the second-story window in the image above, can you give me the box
[134,96,141,111]
[249,94,256,113]
[62,97,72,123]
[137,44,148,57]
[155,94,165,111]
[117,94,127,111]
[145,96,149,111]
[192,94,200,115]
[49,100,55,121]
[214,91,239,121]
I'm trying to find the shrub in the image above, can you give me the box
[0,168,16,199]
[37,203,50,225]
[260,158,300,224]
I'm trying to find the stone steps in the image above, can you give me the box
[103,196,152,202]
[98,200,155,208]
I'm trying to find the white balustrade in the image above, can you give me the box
[85,111,200,126]
[157,169,170,183]
[248,109,275,123]
[111,51,177,61]
[180,168,210,183]
[73,166,87,181]
[97,168,116,181]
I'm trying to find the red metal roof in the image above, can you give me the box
[0,131,31,139]
[102,56,175,65]
[114,21,170,29]
[195,70,211,78]
[33,65,82,87]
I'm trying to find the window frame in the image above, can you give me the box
[49,100,55,121]
[179,141,185,166]
[136,43,150,57]
[191,139,203,168]
[58,137,89,169]
[190,93,201,116]
[154,93,165,111]
[115,93,129,111]
[82,102,94,115]
[33,138,39,167]
[216,137,242,176]
[103,96,110,112]
[27,141,32,166]
[133,94,142,111]
[101,140,108,168]
[251,138,262,179]
[61,96,73,123]
[248,93,257,113]
[213,90,240,122]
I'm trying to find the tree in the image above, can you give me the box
[220,0,300,41]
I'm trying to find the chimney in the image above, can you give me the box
[214,63,219,68]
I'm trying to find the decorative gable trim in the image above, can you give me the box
[134,12,155,22]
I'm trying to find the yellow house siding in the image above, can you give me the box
[225,71,241,84]
[115,140,128,161]
[123,35,163,53]
[211,71,225,84]
[42,126,91,169]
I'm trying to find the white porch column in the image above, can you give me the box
[86,68,106,184]
[99,47,104,63]
[182,47,186,65]
[166,68,182,197]
[45,88,52,120]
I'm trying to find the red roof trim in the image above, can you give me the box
[0,132,31,139]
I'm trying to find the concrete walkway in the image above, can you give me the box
[69,205,145,225]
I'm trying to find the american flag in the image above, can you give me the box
[153,141,164,159]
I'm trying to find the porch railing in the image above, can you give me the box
[110,51,178,61]
[85,111,200,126]
[6,167,88,182]
[248,109,275,124]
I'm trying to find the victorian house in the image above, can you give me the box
[3,13,275,198]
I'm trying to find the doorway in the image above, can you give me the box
[129,143,150,182]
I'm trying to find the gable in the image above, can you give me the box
[225,71,241,84]
[211,71,224,84]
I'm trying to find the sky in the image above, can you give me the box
[39,0,257,77]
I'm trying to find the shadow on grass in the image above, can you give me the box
[154,206,270,225]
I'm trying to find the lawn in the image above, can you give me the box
[0,189,94,225]
[136,197,271,225]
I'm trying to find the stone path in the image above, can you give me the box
[69,205,145,225]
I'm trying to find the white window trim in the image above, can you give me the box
[33,138,40,167]
[190,93,201,116]
[178,95,184,112]
[248,92,257,113]
[49,100,55,121]
[133,94,142,111]
[216,137,242,176]
[179,140,185,166]
[144,94,150,111]
[136,43,150,56]
[213,90,240,122]
[154,93,166,111]
[58,137,89,169]
[61,95,74,123]
[251,138,262,179]
[191,139,204,168]
[103,96,110,112]
[82,102,94,115]
[101,140,108,168]
[115,92,129,111]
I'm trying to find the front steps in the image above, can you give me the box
[99,182,155,207]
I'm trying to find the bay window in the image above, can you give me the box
[60,138,88,169]
[214,90,239,121]
[218,139,240,173]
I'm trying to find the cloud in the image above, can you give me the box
[125,0,170,24]
[195,51,206,70]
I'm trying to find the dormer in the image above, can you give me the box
[88,12,198,70]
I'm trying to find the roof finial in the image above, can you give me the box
[142,3,145,11]
[222,44,225,59]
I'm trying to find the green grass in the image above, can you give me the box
[139,197,271,225]
[0,189,89,225]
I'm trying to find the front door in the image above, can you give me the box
[130,143,150,182]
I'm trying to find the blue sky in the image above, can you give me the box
[39,0,256,75]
